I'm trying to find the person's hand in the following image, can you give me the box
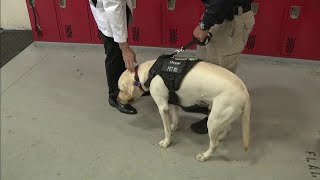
[193,25,210,43]
[119,42,137,72]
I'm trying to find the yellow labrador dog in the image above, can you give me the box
[118,59,251,162]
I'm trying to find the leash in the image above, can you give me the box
[170,32,212,56]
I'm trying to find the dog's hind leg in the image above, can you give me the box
[196,99,241,162]
[169,105,179,131]
[219,124,232,141]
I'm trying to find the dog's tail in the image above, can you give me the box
[242,91,251,152]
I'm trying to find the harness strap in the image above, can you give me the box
[144,54,171,88]
[134,66,146,92]
[166,75,178,105]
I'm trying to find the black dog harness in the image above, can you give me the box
[133,32,211,105]
[144,55,202,106]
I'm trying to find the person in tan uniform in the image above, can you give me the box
[186,0,255,134]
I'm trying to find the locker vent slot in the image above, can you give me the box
[285,38,296,54]
[169,28,178,45]
[132,27,140,42]
[246,35,256,50]
[36,29,43,38]
[65,25,73,39]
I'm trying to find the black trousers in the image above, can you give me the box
[100,33,126,98]
[99,5,131,99]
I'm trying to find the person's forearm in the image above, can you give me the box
[119,42,130,51]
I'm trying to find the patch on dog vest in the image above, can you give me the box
[144,55,201,105]
[161,59,187,73]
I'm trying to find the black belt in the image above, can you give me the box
[233,5,251,15]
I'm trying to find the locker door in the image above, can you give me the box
[55,0,92,43]
[243,0,290,56]
[25,0,61,42]
[128,0,162,47]
[281,0,320,60]
[163,0,203,48]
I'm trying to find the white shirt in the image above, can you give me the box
[89,0,133,43]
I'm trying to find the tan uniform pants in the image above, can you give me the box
[197,10,255,73]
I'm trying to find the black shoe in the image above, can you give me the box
[142,91,151,96]
[181,105,209,115]
[108,97,137,115]
[190,117,208,134]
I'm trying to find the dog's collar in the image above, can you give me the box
[134,65,146,92]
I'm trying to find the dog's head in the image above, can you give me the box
[118,70,145,104]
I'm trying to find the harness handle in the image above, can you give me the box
[193,32,212,46]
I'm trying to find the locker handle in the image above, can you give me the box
[251,2,259,15]
[59,0,66,8]
[29,0,35,7]
[290,6,301,19]
[132,0,136,9]
[167,0,176,11]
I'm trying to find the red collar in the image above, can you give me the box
[134,66,146,92]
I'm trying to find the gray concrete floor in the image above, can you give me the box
[1,42,320,180]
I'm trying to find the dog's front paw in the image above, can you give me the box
[159,139,170,148]
[196,153,208,162]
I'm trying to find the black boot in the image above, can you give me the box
[181,105,209,115]
[190,117,208,134]
[142,91,151,96]
[108,97,137,115]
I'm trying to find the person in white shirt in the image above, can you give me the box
[89,0,141,114]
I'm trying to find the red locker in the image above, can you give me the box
[163,0,203,48]
[281,0,320,60]
[55,0,91,43]
[243,0,290,56]
[87,3,103,44]
[25,0,61,42]
[128,0,162,47]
